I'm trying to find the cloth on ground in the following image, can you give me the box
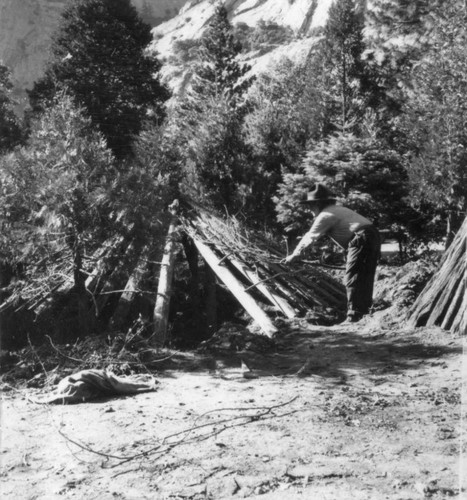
[37,369,158,404]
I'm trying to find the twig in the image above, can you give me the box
[45,335,84,364]
[27,333,49,378]
[58,397,299,466]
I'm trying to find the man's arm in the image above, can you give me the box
[284,212,335,264]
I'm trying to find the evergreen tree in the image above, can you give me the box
[310,0,373,133]
[276,134,415,244]
[172,3,254,213]
[192,3,253,104]
[243,58,327,227]
[363,0,432,147]
[28,0,169,158]
[0,65,22,153]
[0,93,115,292]
[401,0,467,244]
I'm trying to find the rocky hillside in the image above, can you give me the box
[0,0,338,105]
[150,0,336,94]
[0,0,185,101]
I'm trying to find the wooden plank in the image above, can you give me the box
[193,238,278,338]
[229,258,297,318]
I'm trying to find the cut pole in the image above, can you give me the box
[229,258,297,318]
[192,238,278,338]
[153,202,179,346]
[408,216,467,334]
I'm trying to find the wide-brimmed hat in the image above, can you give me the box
[300,184,336,204]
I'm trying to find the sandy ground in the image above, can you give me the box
[1,321,466,500]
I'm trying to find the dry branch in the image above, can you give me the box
[58,397,299,467]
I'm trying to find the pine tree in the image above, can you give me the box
[192,3,253,104]
[28,0,169,158]
[311,0,372,133]
[172,3,254,213]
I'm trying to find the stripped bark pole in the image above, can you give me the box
[408,216,467,334]
[192,238,278,338]
[153,201,179,346]
[229,258,297,318]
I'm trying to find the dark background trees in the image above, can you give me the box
[28,0,169,158]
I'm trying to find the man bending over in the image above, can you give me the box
[284,184,381,323]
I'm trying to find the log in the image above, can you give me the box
[192,238,278,338]
[153,202,179,346]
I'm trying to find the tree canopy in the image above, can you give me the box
[28,0,170,158]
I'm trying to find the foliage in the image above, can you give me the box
[363,0,434,147]
[401,1,467,241]
[171,38,203,66]
[310,0,374,133]
[0,65,22,153]
[234,20,295,56]
[192,4,254,103]
[0,93,115,288]
[276,133,410,234]
[243,57,328,227]
[28,0,170,158]
[169,3,254,214]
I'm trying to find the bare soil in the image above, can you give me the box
[2,318,466,500]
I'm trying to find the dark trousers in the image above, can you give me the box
[344,226,381,319]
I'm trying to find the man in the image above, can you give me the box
[284,183,381,322]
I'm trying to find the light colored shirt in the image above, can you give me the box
[292,204,372,255]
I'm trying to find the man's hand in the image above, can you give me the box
[282,254,300,265]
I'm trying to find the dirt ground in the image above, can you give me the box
[2,317,466,500]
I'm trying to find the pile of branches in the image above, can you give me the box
[181,204,347,316]
[0,316,219,388]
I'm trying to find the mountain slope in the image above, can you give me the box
[151,0,334,56]
[149,0,335,95]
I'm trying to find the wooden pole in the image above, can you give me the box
[407,216,467,334]
[153,201,179,347]
[229,258,297,318]
[192,238,278,338]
